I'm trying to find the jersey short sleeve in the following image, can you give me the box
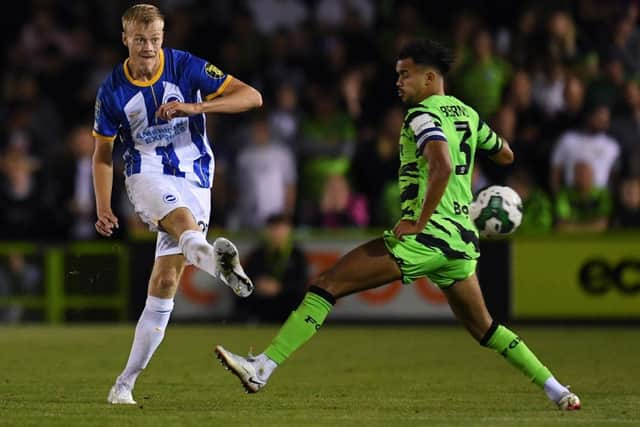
[93,85,119,140]
[476,119,503,154]
[180,51,232,101]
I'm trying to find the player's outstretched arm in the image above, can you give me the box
[206,77,263,113]
[489,137,514,165]
[92,137,119,237]
[156,77,262,120]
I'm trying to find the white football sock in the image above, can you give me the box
[117,296,174,389]
[178,230,217,277]
[543,376,570,402]
[255,353,278,380]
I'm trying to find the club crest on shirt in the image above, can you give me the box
[161,88,184,105]
[163,193,177,204]
[205,63,224,79]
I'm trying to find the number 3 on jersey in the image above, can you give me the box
[454,121,471,175]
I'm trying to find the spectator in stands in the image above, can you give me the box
[0,252,41,322]
[611,176,640,228]
[504,70,545,148]
[3,3,640,237]
[546,75,586,141]
[555,161,611,232]
[2,72,62,158]
[0,144,46,240]
[539,75,587,190]
[48,124,98,240]
[9,8,80,73]
[313,173,368,228]
[298,84,357,221]
[550,103,620,193]
[501,70,546,183]
[610,80,640,178]
[350,105,402,226]
[508,7,539,70]
[480,104,516,184]
[262,29,307,99]
[229,111,297,231]
[446,10,480,73]
[233,213,309,323]
[585,51,627,110]
[608,13,640,78]
[507,168,553,234]
[268,82,302,147]
[531,59,567,118]
[451,28,511,118]
[541,9,579,66]
[314,0,375,32]
[246,0,308,35]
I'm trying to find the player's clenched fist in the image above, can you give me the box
[156,101,198,120]
[95,209,119,237]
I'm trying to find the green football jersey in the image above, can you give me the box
[398,94,502,260]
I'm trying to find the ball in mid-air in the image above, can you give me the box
[469,185,523,238]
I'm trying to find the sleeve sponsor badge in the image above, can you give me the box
[94,98,102,127]
[205,63,224,79]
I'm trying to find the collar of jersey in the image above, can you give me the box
[123,49,165,87]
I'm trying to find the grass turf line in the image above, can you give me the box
[0,325,637,427]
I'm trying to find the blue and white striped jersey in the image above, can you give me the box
[93,48,232,188]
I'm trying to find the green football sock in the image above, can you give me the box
[482,324,553,387]
[264,288,334,365]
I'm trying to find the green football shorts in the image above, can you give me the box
[382,230,477,288]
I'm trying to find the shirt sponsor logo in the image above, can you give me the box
[136,121,188,144]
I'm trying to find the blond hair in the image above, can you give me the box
[122,3,164,31]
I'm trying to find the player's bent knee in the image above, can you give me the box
[149,276,179,298]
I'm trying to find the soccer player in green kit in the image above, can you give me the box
[216,39,581,410]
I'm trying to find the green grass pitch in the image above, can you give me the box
[0,325,638,426]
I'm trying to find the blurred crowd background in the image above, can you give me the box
[1,0,640,243]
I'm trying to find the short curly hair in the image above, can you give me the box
[398,39,455,75]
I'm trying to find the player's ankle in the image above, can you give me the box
[543,376,569,402]
[254,353,277,380]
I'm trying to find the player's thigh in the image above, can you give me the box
[148,254,187,299]
[159,206,200,238]
[442,273,493,341]
[126,174,211,238]
[317,238,402,299]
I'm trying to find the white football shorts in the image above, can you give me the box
[125,174,211,258]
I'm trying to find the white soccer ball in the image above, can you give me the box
[469,185,523,238]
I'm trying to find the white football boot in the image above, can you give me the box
[212,237,254,297]
[107,383,137,405]
[556,390,581,411]
[214,345,267,393]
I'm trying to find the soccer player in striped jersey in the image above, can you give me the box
[215,39,580,411]
[93,4,262,405]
